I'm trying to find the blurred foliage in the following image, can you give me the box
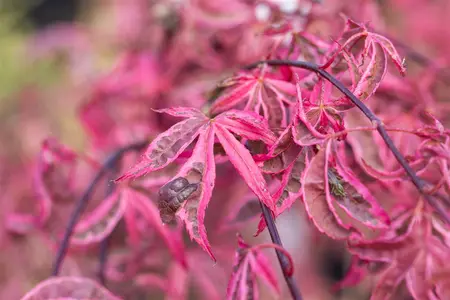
[0,3,65,100]
[0,8,31,99]
[0,2,89,154]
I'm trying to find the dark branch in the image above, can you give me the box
[51,140,148,276]
[259,202,302,300]
[246,59,450,224]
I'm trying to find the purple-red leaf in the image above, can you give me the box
[348,207,450,299]
[273,147,311,214]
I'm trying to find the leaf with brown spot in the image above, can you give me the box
[175,126,217,260]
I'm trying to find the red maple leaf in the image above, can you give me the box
[210,69,297,129]
[117,107,277,259]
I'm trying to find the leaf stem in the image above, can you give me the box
[247,59,450,224]
[259,202,302,300]
[51,140,148,276]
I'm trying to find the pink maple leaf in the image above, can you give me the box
[210,69,297,129]
[301,140,390,239]
[117,107,277,259]
[347,201,450,299]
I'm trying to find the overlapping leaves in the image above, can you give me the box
[301,141,390,239]
[118,107,277,259]
[333,18,407,109]
[72,185,187,267]
[343,203,450,299]
[210,69,297,129]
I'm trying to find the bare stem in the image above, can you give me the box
[246,59,450,224]
[259,202,302,300]
[51,140,148,276]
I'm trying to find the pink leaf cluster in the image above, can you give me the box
[4,1,450,299]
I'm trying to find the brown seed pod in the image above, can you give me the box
[158,177,198,223]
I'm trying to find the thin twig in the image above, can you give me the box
[246,59,450,224]
[259,202,302,300]
[51,140,148,276]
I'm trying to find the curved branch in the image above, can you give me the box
[259,202,302,300]
[51,140,148,276]
[246,59,450,224]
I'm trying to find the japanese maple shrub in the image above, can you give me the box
[11,1,450,299]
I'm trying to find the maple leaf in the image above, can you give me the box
[32,137,109,247]
[72,185,187,268]
[347,201,450,299]
[291,78,347,149]
[301,140,390,239]
[117,107,277,259]
[254,76,340,234]
[10,1,450,300]
[210,69,297,129]
[226,234,288,300]
[254,125,313,235]
[332,17,406,109]
[20,276,121,300]
[345,112,445,186]
[31,138,188,267]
